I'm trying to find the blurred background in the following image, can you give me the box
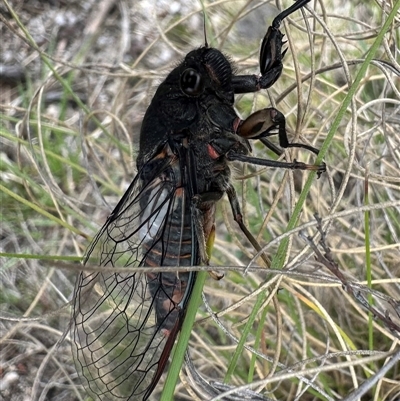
[1,0,399,400]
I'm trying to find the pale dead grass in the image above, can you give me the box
[1,0,399,400]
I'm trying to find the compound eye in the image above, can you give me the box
[180,68,204,96]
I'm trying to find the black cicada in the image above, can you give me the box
[72,0,324,400]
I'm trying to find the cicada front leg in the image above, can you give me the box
[232,0,311,93]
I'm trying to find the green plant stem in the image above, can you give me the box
[0,252,82,262]
[160,271,207,401]
[248,303,269,383]
[0,183,82,235]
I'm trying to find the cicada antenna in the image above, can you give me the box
[200,0,209,47]
[203,12,209,48]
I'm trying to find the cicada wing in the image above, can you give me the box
[72,158,189,401]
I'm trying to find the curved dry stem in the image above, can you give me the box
[1,1,399,400]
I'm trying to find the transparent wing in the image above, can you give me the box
[72,156,196,401]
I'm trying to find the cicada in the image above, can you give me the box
[72,0,324,399]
